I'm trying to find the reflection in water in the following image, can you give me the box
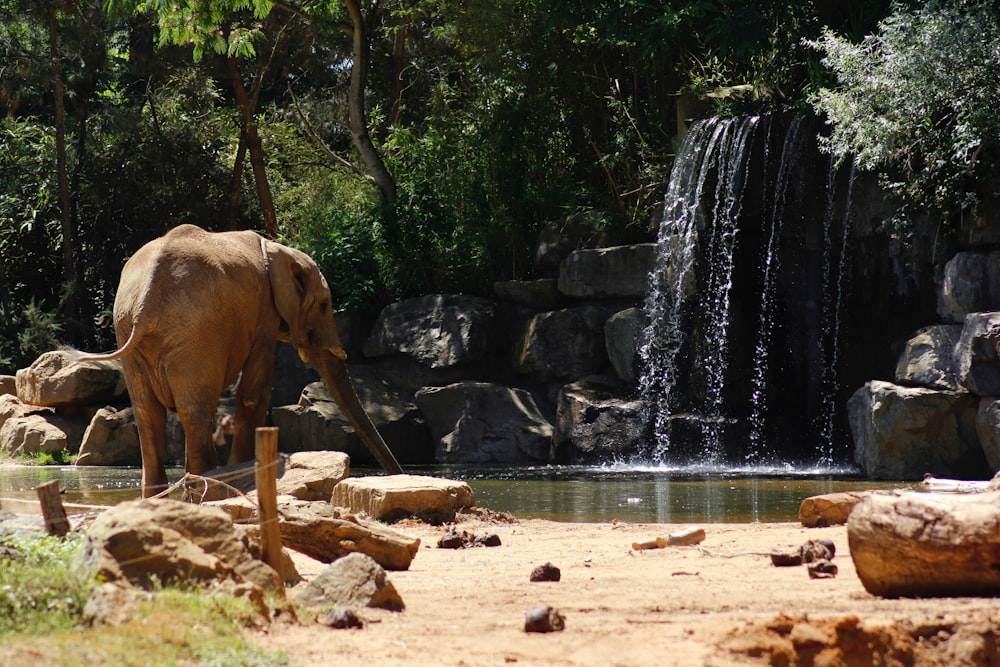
[0,463,912,524]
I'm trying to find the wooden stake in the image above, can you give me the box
[255,427,283,578]
[35,479,70,537]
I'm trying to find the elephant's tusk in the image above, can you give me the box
[297,348,310,363]
[329,346,348,361]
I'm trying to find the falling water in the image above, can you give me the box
[815,157,857,465]
[639,116,760,463]
[746,117,806,462]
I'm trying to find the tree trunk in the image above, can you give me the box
[847,490,1000,598]
[48,7,78,339]
[228,58,279,239]
[344,0,396,205]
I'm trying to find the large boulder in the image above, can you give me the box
[975,398,1000,473]
[605,308,645,384]
[292,552,404,611]
[0,414,68,456]
[558,244,657,299]
[493,279,561,311]
[955,312,1000,396]
[271,370,431,464]
[847,380,987,481]
[363,294,501,370]
[937,251,1000,323]
[553,380,647,463]
[512,306,614,382]
[76,406,142,466]
[74,498,282,594]
[331,474,474,523]
[15,350,127,407]
[415,382,553,464]
[275,451,350,501]
[0,375,15,396]
[893,325,963,391]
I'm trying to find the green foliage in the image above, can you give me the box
[0,299,63,374]
[809,0,1000,227]
[0,532,93,637]
[23,449,75,465]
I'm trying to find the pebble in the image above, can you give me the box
[524,605,565,633]
[529,562,561,582]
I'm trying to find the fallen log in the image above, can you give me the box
[848,491,1000,598]
[277,511,421,571]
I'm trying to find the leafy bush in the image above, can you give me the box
[0,298,63,374]
[809,0,1000,228]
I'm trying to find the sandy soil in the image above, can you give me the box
[257,513,1000,667]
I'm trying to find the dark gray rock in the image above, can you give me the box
[975,398,1000,473]
[937,252,1000,323]
[605,308,646,384]
[363,294,501,370]
[894,325,963,390]
[847,380,987,481]
[553,379,646,463]
[955,312,1000,396]
[415,382,553,464]
[558,244,657,299]
[512,306,614,382]
[493,279,561,310]
[534,210,607,275]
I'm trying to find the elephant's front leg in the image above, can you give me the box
[229,342,278,465]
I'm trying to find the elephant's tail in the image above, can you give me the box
[70,324,143,362]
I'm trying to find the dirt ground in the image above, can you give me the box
[258,512,1000,667]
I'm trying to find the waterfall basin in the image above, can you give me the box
[0,462,916,523]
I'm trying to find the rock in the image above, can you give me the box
[437,530,464,549]
[553,380,646,463]
[534,209,607,275]
[83,582,142,627]
[331,474,475,523]
[0,393,50,430]
[605,308,645,384]
[0,375,15,396]
[807,560,838,579]
[512,306,614,382]
[529,562,561,582]
[76,406,142,466]
[363,294,501,370]
[955,312,1000,396]
[415,382,554,464]
[271,341,320,409]
[524,605,565,633]
[493,279,561,310]
[475,532,502,547]
[15,350,126,407]
[893,325,963,390]
[847,380,986,481]
[274,508,421,570]
[272,451,350,500]
[770,549,803,567]
[74,498,282,594]
[293,552,404,611]
[937,251,1000,322]
[975,398,1000,473]
[325,606,365,629]
[799,539,836,563]
[0,414,68,456]
[558,243,657,299]
[848,491,1000,597]
[798,491,874,527]
[667,526,706,546]
[272,371,431,465]
[435,528,500,549]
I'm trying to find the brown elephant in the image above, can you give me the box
[85,224,402,496]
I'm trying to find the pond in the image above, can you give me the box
[0,461,916,523]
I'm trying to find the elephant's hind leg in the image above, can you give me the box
[131,395,169,497]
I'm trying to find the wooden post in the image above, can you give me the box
[255,427,283,578]
[35,480,70,537]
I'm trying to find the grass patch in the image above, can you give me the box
[22,450,76,466]
[0,532,290,666]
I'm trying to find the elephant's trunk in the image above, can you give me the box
[313,349,403,475]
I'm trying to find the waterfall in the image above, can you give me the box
[746,117,806,462]
[638,116,760,463]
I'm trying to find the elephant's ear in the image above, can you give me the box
[265,240,311,350]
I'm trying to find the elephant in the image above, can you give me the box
[84,224,402,496]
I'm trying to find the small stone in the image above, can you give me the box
[799,539,835,563]
[325,606,365,629]
[437,530,464,549]
[807,560,838,579]
[529,563,561,582]
[770,548,803,567]
[667,526,706,546]
[474,532,502,547]
[524,605,565,633]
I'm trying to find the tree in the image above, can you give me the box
[809,0,1000,228]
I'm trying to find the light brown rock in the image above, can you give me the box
[331,474,474,522]
[848,491,1000,597]
[798,491,874,527]
[293,552,404,611]
[15,350,126,407]
[277,451,350,500]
